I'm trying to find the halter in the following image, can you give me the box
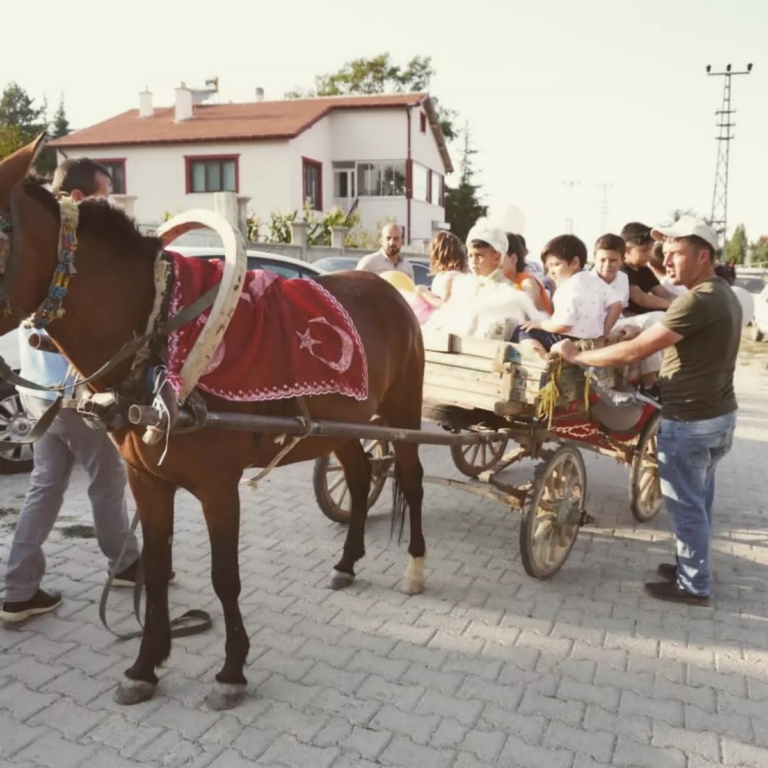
[24,196,80,329]
[0,191,80,328]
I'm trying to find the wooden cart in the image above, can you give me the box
[313,332,662,580]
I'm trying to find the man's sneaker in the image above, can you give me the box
[110,560,176,589]
[0,589,62,624]
[636,383,662,408]
[644,580,709,606]
[657,563,677,582]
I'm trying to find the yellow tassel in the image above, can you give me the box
[535,356,562,429]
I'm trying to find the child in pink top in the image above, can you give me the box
[413,231,468,324]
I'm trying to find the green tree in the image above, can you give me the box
[0,123,23,160]
[286,54,457,141]
[726,223,748,265]
[0,82,47,144]
[748,238,768,266]
[51,96,71,139]
[444,125,487,242]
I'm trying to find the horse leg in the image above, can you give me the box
[200,479,250,710]
[330,439,372,590]
[390,441,426,595]
[115,467,175,705]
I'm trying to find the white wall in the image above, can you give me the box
[357,198,408,240]
[328,109,408,161]
[410,199,445,242]
[57,141,293,226]
[409,106,447,174]
[288,117,332,212]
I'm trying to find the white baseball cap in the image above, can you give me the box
[651,216,719,253]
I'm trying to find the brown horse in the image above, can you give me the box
[0,137,426,709]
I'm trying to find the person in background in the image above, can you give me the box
[356,223,414,282]
[513,234,622,355]
[0,158,144,624]
[553,217,739,605]
[650,241,686,297]
[621,222,678,315]
[501,233,553,313]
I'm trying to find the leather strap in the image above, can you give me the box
[98,508,213,641]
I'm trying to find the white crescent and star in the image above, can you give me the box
[296,317,355,373]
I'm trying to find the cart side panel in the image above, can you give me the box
[423,332,618,414]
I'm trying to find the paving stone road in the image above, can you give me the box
[1,352,768,768]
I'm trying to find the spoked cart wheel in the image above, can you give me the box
[520,444,587,580]
[450,432,509,478]
[629,410,663,523]
[313,439,393,525]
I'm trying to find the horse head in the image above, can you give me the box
[0,134,62,334]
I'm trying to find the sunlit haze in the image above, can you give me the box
[5,0,766,257]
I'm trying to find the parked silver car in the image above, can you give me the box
[311,255,432,286]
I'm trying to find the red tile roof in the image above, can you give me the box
[50,93,453,172]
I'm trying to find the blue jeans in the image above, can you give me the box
[656,412,736,596]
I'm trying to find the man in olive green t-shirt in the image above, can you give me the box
[551,216,741,606]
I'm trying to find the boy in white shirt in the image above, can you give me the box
[514,234,622,356]
[589,234,665,398]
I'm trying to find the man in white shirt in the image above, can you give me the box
[356,223,414,281]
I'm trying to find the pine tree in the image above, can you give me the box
[51,96,71,139]
[444,125,487,241]
[725,223,748,265]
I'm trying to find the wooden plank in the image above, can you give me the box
[425,362,503,383]
[425,350,500,373]
[424,370,507,399]
[423,383,502,414]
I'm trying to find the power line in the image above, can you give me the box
[561,180,581,234]
[595,183,614,233]
[706,63,753,247]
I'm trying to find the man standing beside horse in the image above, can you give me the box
[552,216,741,605]
[356,223,415,282]
[0,158,142,624]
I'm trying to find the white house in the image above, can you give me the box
[49,87,453,245]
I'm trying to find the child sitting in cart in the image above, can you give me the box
[512,234,623,356]
[412,231,468,324]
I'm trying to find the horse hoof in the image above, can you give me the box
[205,683,247,711]
[330,569,355,590]
[113,678,156,705]
[400,577,425,596]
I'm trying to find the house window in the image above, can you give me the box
[428,172,443,205]
[419,112,427,134]
[186,156,238,193]
[97,159,126,194]
[334,169,355,198]
[412,162,428,202]
[302,158,323,210]
[357,161,406,197]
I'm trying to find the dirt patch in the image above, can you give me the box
[60,524,96,539]
[0,507,18,518]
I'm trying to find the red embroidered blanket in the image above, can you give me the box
[165,252,368,402]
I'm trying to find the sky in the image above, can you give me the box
[5,0,767,255]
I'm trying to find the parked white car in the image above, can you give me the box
[752,285,768,342]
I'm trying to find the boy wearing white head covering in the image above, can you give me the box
[424,220,547,339]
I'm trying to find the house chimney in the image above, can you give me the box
[174,84,193,122]
[139,89,153,118]
[255,87,265,103]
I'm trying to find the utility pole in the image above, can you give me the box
[562,180,581,234]
[706,63,753,248]
[596,183,614,233]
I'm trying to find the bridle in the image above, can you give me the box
[0,187,80,327]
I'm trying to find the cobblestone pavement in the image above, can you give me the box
[1,355,768,768]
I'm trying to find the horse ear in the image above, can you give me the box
[0,132,48,209]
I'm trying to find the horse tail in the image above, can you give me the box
[390,462,409,544]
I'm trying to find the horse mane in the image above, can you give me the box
[21,176,161,261]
